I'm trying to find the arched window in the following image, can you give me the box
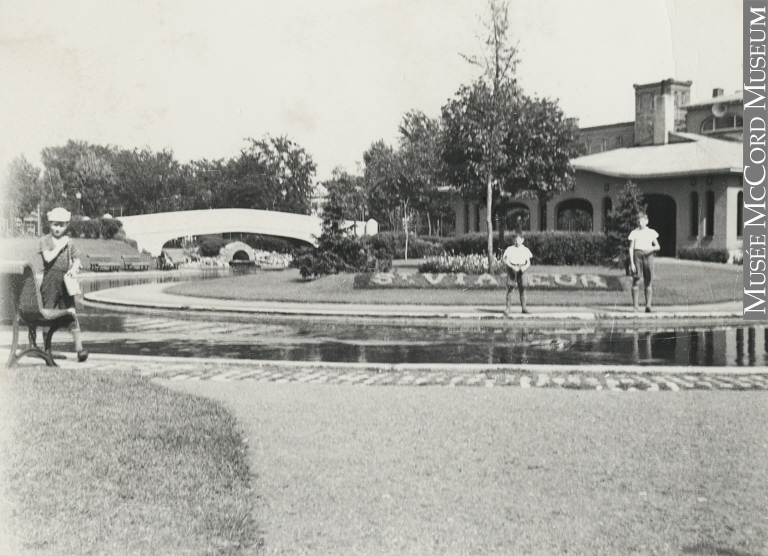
[690,192,699,237]
[705,191,715,237]
[505,203,530,232]
[701,114,744,134]
[602,197,613,231]
[737,191,744,237]
[557,199,593,232]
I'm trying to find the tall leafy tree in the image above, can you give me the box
[398,110,448,239]
[362,140,401,231]
[71,150,116,216]
[40,140,118,217]
[220,136,316,214]
[110,147,189,215]
[322,167,367,226]
[442,0,520,269]
[442,0,581,266]
[3,155,42,225]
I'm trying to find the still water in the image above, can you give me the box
[39,269,761,367]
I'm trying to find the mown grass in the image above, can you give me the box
[170,381,768,556]
[167,260,742,306]
[2,366,261,556]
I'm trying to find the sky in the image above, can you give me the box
[0,0,743,186]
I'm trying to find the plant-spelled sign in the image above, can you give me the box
[354,272,625,291]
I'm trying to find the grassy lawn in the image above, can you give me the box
[0,237,144,262]
[1,366,262,556]
[168,381,768,556]
[166,260,742,306]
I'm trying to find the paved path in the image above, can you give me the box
[8,352,767,392]
[85,281,744,321]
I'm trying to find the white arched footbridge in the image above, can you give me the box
[118,209,376,256]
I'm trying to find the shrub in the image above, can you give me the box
[101,218,123,239]
[199,236,226,257]
[68,218,102,239]
[244,234,296,253]
[68,216,126,241]
[604,181,646,269]
[677,247,730,263]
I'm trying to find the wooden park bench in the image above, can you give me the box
[122,254,152,271]
[89,255,120,272]
[5,262,78,368]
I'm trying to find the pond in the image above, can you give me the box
[5,269,761,367]
[63,270,766,367]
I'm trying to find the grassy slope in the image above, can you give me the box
[3,367,261,556]
[0,237,142,261]
[169,381,768,556]
[166,262,743,306]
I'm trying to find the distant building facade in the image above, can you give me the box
[452,78,744,260]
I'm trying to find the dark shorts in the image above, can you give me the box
[506,267,527,290]
[632,250,654,285]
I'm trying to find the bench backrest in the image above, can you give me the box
[15,259,73,325]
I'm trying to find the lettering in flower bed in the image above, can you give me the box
[354,272,625,291]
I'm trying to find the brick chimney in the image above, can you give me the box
[653,93,674,145]
[633,79,692,145]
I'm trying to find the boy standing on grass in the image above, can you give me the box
[628,211,660,313]
[502,232,532,315]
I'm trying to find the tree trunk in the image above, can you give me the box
[486,172,494,272]
[404,202,409,261]
[427,212,432,237]
[498,204,506,248]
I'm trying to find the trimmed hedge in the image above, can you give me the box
[68,217,124,240]
[440,232,610,266]
[677,247,730,263]
[364,232,444,260]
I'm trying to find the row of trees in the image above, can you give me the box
[4,135,317,223]
[5,0,582,271]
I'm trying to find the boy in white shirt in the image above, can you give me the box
[628,211,660,313]
[502,232,533,315]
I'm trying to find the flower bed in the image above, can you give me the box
[354,272,625,291]
[419,254,505,275]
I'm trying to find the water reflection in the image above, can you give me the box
[66,314,768,367]
[30,270,768,367]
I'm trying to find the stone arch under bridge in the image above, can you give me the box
[118,209,375,256]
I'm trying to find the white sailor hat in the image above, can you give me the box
[47,207,71,222]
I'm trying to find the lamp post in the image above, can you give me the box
[75,191,82,217]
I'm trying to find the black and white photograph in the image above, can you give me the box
[1,0,764,554]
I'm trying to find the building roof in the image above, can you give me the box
[571,133,742,179]
[578,121,634,132]
[684,92,743,108]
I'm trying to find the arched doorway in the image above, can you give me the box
[504,203,530,232]
[556,199,593,232]
[644,194,676,256]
